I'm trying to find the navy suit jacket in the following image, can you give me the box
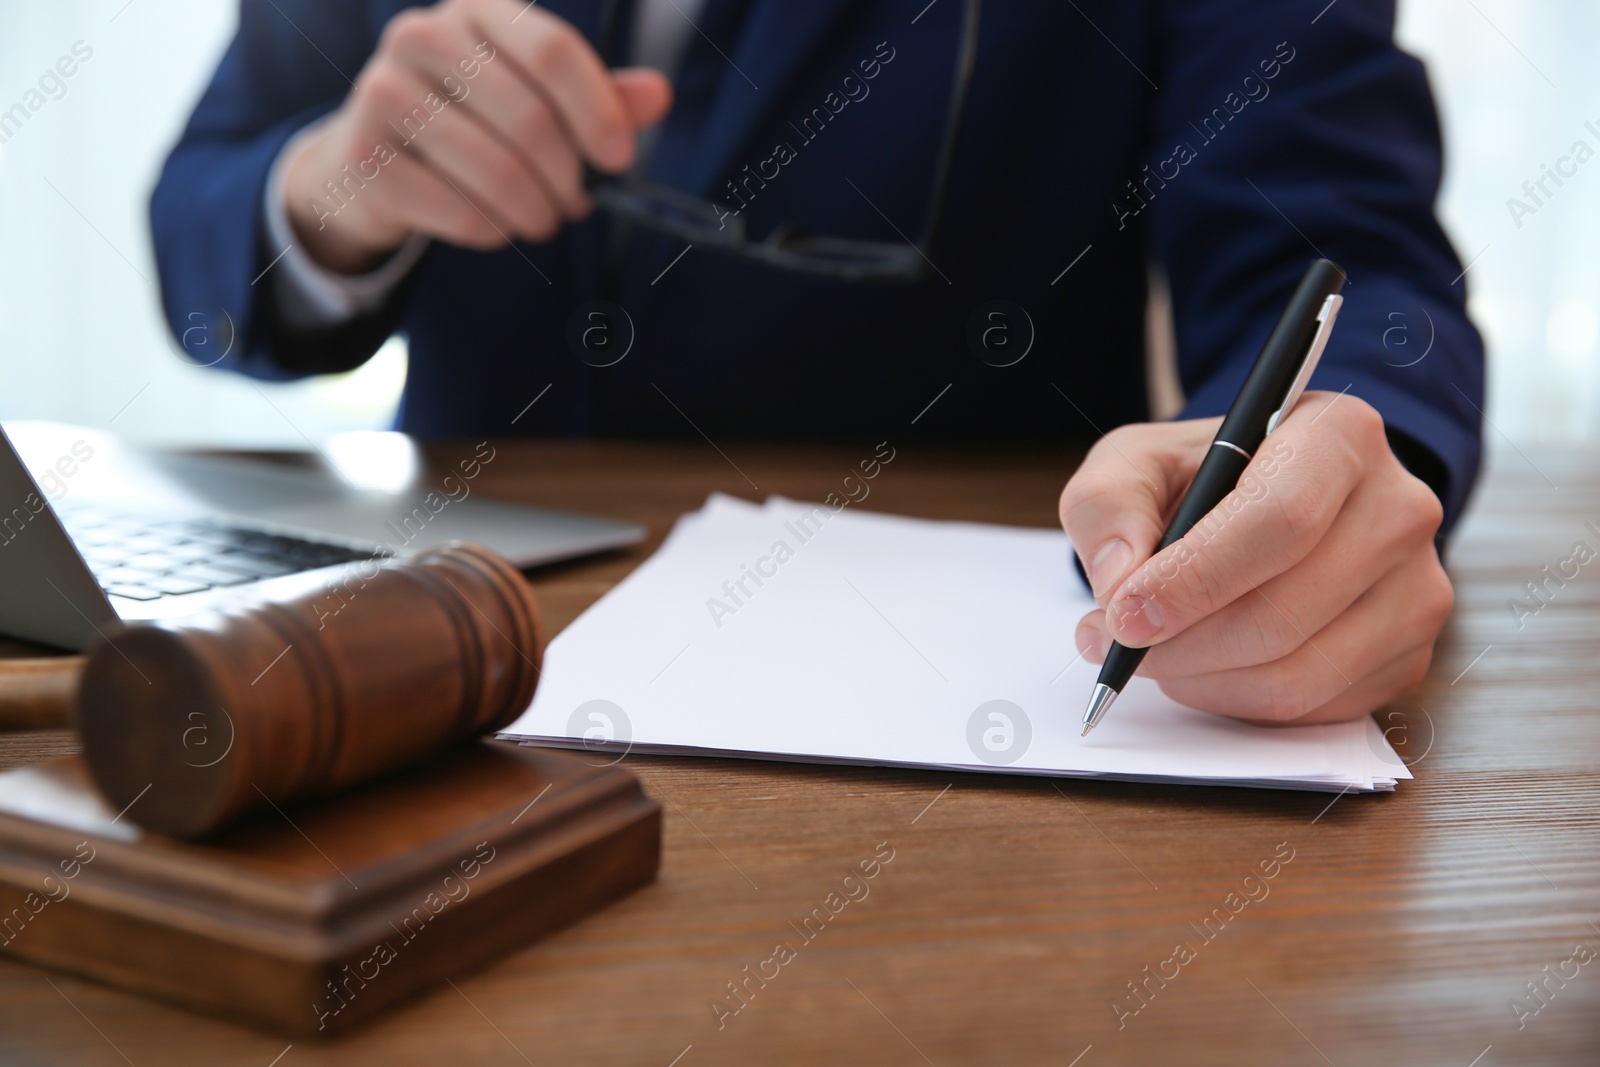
[152,0,1484,532]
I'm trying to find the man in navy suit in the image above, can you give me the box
[152,0,1481,727]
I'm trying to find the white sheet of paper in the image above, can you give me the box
[501,494,1411,792]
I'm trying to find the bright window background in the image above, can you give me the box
[0,1,404,447]
[1396,1,1600,444]
[0,1,1594,446]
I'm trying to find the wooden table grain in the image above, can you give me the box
[0,440,1595,1066]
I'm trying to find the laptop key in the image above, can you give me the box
[144,575,211,596]
[68,528,120,547]
[120,534,180,555]
[124,552,193,574]
[153,542,217,563]
[306,544,369,565]
[173,564,257,587]
[70,508,384,600]
[103,584,162,602]
[202,554,297,579]
[95,566,163,586]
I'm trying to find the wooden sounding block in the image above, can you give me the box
[0,740,660,1037]
[0,542,661,1035]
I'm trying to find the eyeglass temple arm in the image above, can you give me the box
[914,0,981,261]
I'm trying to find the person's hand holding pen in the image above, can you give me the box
[1059,385,1452,727]
[280,0,673,274]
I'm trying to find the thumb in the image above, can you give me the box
[612,67,673,130]
[1058,419,1218,604]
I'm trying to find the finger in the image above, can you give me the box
[1076,609,1109,665]
[386,12,590,219]
[1152,551,1452,723]
[458,58,591,217]
[612,67,674,129]
[473,0,638,172]
[380,65,560,241]
[344,69,512,244]
[445,66,671,222]
[1106,456,1442,679]
[1156,618,1423,726]
[375,23,563,238]
[365,152,507,249]
[407,104,560,241]
[1058,418,1218,602]
[1172,650,1436,728]
[1075,602,1431,727]
[1103,394,1384,649]
[1271,647,1435,725]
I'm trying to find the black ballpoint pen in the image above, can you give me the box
[1080,259,1347,736]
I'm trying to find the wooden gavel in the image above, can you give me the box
[6,543,544,838]
[0,656,81,731]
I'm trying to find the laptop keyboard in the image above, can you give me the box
[58,508,379,602]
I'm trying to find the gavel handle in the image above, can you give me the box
[0,657,82,731]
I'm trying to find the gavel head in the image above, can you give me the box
[76,542,543,838]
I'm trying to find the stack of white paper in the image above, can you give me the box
[501,494,1411,792]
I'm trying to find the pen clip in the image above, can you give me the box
[1265,293,1343,436]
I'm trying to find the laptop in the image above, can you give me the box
[0,421,645,651]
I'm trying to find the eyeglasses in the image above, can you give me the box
[589,0,980,282]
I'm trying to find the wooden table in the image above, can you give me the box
[1,440,1596,1066]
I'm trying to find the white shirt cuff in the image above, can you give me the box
[263,123,429,330]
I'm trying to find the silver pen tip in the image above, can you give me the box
[1080,683,1119,737]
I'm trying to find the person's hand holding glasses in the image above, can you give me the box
[588,0,979,282]
[277,0,674,275]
